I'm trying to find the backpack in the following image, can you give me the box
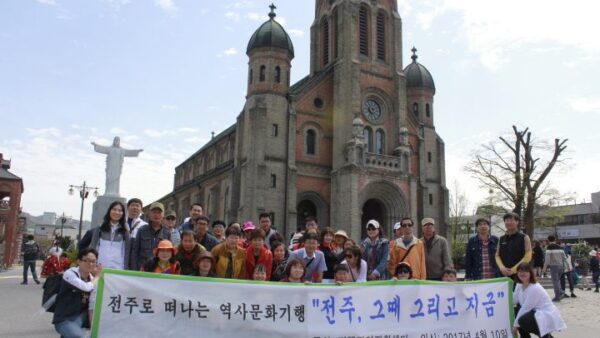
[41,274,62,312]
[23,242,39,256]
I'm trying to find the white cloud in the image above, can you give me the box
[288,29,304,37]
[36,0,57,5]
[161,104,178,110]
[224,11,240,21]
[225,1,254,9]
[143,129,170,138]
[275,16,287,26]
[2,126,194,221]
[155,0,177,14]
[223,47,238,56]
[102,0,131,12]
[245,12,263,21]
[25,127,62,137]
[109,127,127,135]
[567,96,600,113]
[177,127,198,133]
[185,136,206,144]
[406,0,600,71]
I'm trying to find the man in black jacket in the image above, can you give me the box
[130,202,171,270]
[21,234,41,285]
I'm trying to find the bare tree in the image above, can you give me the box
[449,180,470,243]
[465,126,568,236]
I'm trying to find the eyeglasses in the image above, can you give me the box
[400,223,413,228]
[81,259,97,264]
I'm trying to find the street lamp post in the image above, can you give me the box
[68,181,99,241]
[59,212,68,238]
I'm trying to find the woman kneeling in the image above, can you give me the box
[513,262,566,338]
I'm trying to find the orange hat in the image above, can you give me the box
[153,240,177,256]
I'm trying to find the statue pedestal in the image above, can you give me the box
[91,195,127,229]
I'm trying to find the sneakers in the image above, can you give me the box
[570,293,577,298]
[20,281,27,285]
[34,280,40,285]
[552,297,561,302]
[562,293,570,298]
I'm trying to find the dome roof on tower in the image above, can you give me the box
[403,47,435,94]
[246,5,294,58]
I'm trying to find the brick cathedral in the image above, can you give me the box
[155,0,448,240]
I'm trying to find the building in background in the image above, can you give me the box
[0,153,24,267]
[153,1,448,241]
[534,192,600,245]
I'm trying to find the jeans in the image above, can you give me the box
[54,313,86,338]
[548,265,564,299]
[593,271,600,291]
[560,270,575,293]
[22,260,38,283]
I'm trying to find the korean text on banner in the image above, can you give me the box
[92,269,514,338]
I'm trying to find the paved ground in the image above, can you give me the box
[0,264,594,337]
[0,264,55,337]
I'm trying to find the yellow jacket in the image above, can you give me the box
[211,242,247,279]
[388,237,427,280]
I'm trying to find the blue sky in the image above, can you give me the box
[1,0,599,221]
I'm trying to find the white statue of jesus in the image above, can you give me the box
[91,136,143,197]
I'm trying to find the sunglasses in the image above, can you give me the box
[398,268,411,274]
[367,227,378,231]
[400,223,412,228]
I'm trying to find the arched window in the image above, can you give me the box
[376,11,386,61]
[426,103,431,117]
[359,5,369,56]
[321,18,329,66]
[363,127,373,152]
[306,129,316,155]
[376,129,385,154]
[412,102,419,117]
[275,66,281,83]
[259,65,266,82]
[249,68,253,84]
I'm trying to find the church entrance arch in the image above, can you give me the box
[296,191,329,230]
[297,200,316,230]
[359,181,408,239]
[361,199,386,239]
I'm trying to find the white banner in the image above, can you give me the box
[92,269,514,338]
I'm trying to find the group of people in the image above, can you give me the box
[45,198,568,337]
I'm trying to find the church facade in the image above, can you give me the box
[155,0,448,240]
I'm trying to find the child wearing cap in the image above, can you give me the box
[194,251,215,277]
[392,262,413,280]
[141,240,181,274]
[242,221,256,248]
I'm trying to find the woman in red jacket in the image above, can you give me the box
[245,229,273,280]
